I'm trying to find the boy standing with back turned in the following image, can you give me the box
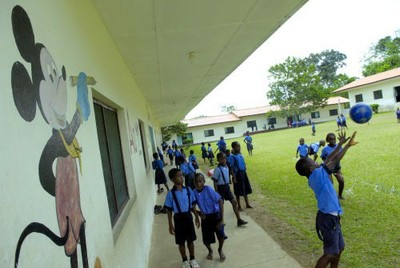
[295,131,358,268]
[164,168,201,268]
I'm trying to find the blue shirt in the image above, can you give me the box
[193,185,221,215]
[297,144,309,157]
[167,148,174,156]
[231,153,246,173]
[216,140,226,151]
[152,159,163,170]
[174,150,182,158]
[164,186,196,213]
[180,162,195,176]
[188,154,196,163]
[310,143,320,153]
[321,144,342,170]
[201,145,206,152]
[244,136,252,144]
[212,165,230,185]
[321,144,337,161]
[308,165,343,215]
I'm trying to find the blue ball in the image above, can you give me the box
[349,103,372,124]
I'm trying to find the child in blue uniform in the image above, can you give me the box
[207,143,214,166]
[216,136,227,153]
[230,141,253,211]
[201,142,208,163]
[311,122,316,136]
[243,131,253,156]
[340,114,348,129]
[164,168,200,268]
[321,133,345,199]
[174,148,183,168]
[188,150,199,170]
[193,173,227,262]
[309,140,326,162]
[295,131,357,268]
[167,146,174,165]
[296,138,309,158]
[179,156,196,189]
[152,153,170,194]
[212,152,247,226]
[224,149,233,184]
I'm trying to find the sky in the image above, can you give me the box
[185,0,400,119]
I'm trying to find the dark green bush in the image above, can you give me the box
[370,104,379,113]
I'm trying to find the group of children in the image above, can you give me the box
[336,114,348,130]
[295,129,358,268]
[296,132,346,200]
[153,140,253,268]
[296,131,357,267]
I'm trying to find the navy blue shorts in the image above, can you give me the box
[174,212,196,245]
[316,211,345,255]
[201,213,225,244]
[217,184,234,201]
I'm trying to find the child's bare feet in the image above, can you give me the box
[218,248,226,262]
[246,204,253,209]
[207,250,213,260]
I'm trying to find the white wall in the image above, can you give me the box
[0,1,157,267]
[347,78,400,111]
[184,104,347,144]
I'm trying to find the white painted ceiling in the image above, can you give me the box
[91,0,308,126]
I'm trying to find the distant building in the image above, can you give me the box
[173,96,349,145]
[334,68,400,111]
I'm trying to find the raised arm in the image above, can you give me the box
[325,131,358,170]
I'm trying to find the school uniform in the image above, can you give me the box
[193,185,226,244]
[244,136,253,151]
[201,145,208,159]
[212,165,234,201]
[180,162,196,189]
[167,148,174,162]
[188,154,199,169]
[174,150,182,166]
[321,145,341,172]
[231,154,253,196]
[297,144,309,158]
[207,146,214,159]
[308,165,344,255]
[152,159,167,185]
[309,143,321,156]
[216,139,227,152]
[164,186,197,245]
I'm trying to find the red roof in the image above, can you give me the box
[334,68,400,93]
[182,113,240,127]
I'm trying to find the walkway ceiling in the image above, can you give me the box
[92,0,308,126]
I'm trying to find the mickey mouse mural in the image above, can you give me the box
[11,5,90,268]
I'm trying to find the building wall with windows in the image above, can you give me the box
[0,2,158,267]
[178,101,348,145]
[346,78,400,111]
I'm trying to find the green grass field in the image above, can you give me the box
[188,112,400,267]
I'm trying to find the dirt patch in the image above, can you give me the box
[245,190,317,268]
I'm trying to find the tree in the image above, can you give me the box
[266,50,352,118]
[221,105,236,113]
[306,50,347,89]
[161,122,188,142]
[362,36,400,76]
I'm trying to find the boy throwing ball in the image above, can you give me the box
[295,131,357,268]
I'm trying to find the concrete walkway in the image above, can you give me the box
[148,168,301,268]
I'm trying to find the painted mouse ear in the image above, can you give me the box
[11,61,36,121]
[12,5,35,62]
